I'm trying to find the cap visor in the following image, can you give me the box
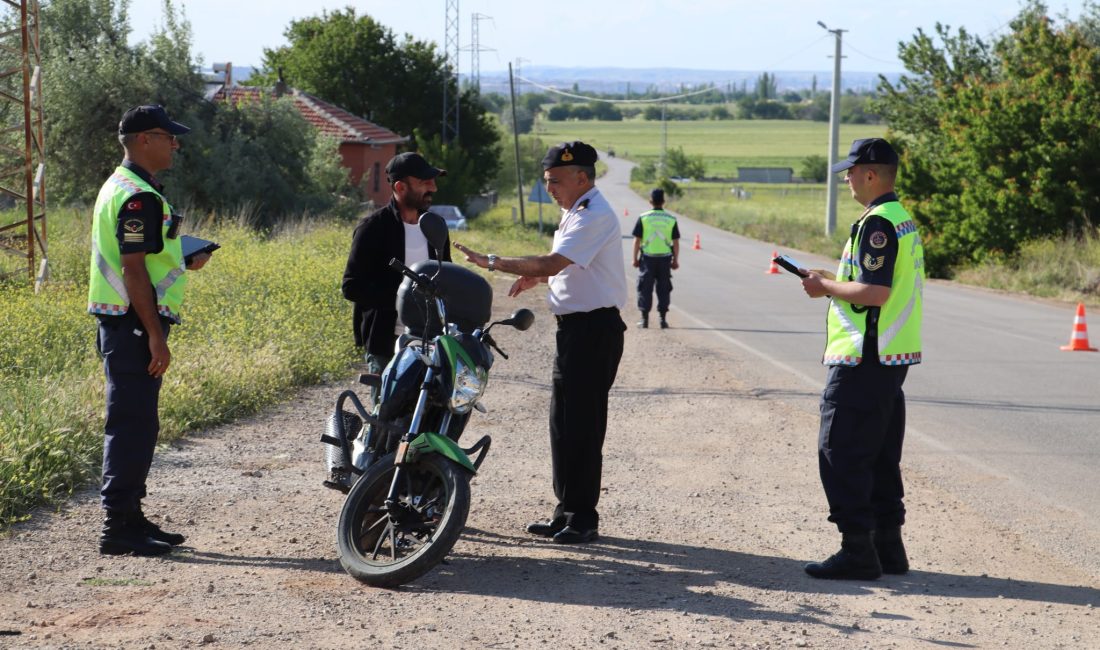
[166,121,191,135]
[830,159,855,173]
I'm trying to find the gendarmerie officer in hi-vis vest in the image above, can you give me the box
[454,141,628,545]
[797,138,924,580]
[87,105,212,556]
[631,187,680,329]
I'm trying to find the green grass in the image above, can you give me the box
[654,180,852,258]
[952,235,1100,303]
[534,118,886,177]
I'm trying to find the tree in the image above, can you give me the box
[754,72,777,100]
[546,105,571,121]
[35,0,347,219]
[256,8,500,195]
[874,1,1100,274]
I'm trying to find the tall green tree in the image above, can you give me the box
[874,2,1100,274]
[37,0,345,219]
[256,8,500,195]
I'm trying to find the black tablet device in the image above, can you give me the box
[181,235,220,263]
[773,254,808,278]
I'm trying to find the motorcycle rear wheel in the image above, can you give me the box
[337,451,471,587]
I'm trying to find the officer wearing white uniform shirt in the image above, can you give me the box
[454,141,627,544]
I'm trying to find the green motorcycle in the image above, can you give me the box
[321,212,534,587]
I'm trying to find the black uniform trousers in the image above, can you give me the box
[818,361,908,533]
[549,307,626,530]
[636,254,673,314]
[97,312,170,514]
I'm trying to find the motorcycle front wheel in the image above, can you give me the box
[337,451,471,587]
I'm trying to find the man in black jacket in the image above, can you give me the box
[342,152,452,373]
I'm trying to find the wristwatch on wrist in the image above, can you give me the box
[487,254,498,272]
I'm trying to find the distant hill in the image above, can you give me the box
[476,65,898,97]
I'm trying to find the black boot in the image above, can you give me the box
[637,312,649,328]
[136,508,186,546]
[874,526,909,574]
[804,531,882,580]
[659,312,669,329]
[99,511,173,556]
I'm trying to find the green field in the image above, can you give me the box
[534,119,886,177]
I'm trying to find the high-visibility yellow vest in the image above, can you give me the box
[639,209,676,256]
[87,166,186,322]
[823,201,923,366]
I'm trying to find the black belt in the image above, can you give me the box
[554,306,619,325]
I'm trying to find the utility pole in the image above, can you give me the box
[442,0,460,143]
[508,62,525,226]
[660,103,667,178]
[818,21,846,237]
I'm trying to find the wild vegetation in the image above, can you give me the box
[0,204,550,529]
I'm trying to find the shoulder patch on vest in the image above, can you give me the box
[869,230,888,249]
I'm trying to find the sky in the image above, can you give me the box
[129,0,1091,74]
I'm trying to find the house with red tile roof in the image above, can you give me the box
[212,84,407,207]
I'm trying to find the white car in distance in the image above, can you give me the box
[431,205,467,231]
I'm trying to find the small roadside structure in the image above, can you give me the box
[212,84,407,207]
[737,167,794,183]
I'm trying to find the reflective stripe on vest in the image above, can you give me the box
[640,210,676,256]
[823,202,924,366]
[87,166,186,322]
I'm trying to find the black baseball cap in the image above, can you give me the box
[385,152,447,182]
[650,188,665,203]
[542,141,598,170]
[831,138,899,173]
[119,104,191,135]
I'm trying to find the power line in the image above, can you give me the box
[514,75,720,103]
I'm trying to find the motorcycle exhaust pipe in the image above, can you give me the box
[322,400,362,492]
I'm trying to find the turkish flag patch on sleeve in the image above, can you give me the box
[126,200,142,211]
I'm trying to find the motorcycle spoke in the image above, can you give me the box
[369,519,394,561]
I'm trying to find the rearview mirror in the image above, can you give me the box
[501,308,535,331]
[418,211,449,254]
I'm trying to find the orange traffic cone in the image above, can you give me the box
[766,250,780,274]
[692,234,701,250]
[1060,303,1098,351]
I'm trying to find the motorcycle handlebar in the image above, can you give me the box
[389,258,436,294]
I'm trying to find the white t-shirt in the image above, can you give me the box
[403,222,430,268]
[547,187,628,315]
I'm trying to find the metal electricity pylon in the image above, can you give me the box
[463,12,494,91]
[0,0,47,287]
[442,0,460,143]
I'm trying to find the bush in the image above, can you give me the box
[800,155,828,182]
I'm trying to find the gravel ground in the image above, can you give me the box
[1,281,1098,649]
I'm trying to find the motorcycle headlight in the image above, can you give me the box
[449,358,487,413]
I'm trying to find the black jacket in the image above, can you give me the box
[341,199,451,354]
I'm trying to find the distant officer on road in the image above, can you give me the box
[797,137,924,580]
[89,105,212,556]
[632,187,680,328]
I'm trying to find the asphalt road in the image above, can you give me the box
[592,153,1100,577]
